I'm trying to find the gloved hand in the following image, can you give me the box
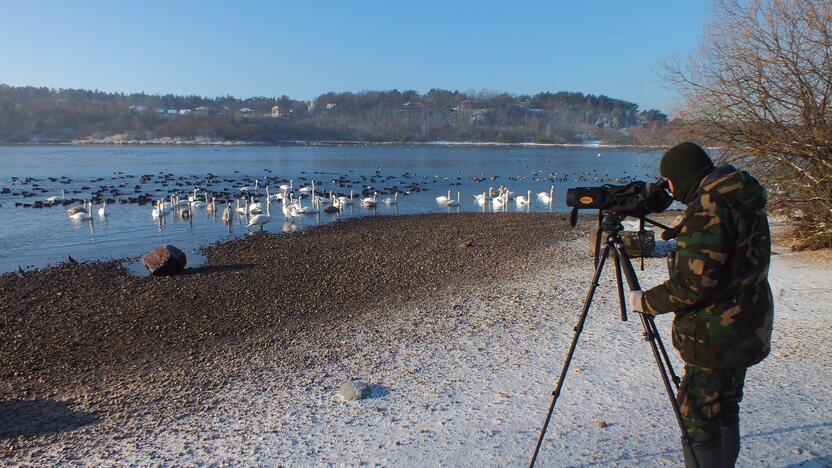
[628,290,646,314]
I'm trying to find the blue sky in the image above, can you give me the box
[0,1,709,114]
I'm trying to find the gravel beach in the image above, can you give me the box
[2,213,830,466]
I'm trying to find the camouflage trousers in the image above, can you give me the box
[677,365,747,445]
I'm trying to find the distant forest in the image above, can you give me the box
[0,84,690,145]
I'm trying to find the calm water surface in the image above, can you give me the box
[0,145,661,273]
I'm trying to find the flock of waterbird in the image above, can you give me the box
[1,166,647,233]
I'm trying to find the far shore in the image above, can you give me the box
[0,138,671,150]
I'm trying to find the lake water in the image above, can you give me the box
[0,145,662,273]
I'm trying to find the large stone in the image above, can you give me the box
[142,244,187,275]
[338,380,371,401]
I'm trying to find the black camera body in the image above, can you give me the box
[566,180,672,223]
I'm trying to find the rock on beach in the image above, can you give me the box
[142,244,187,275]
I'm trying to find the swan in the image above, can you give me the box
[240,179,259,193]
[206,195,217,213]
[294,193,318,214]
[516,190,531,207]
[474,192,488,204]
[278,179,293,192]
[222,203,232,223]
[66,201,86,216]
[151,200,165,218]
[382,192,398,205]
[282,194,298,219]
[70,201,92,221]
[445,191,461,207]
[360,192,377,208]
[236,198,248,215]
[97,200,108,217]
[537,186,554,205]
[436,189,451,204]
[46,189,65,204]
[492,191,506,209]
[190,190,206,208]
[338,190,355,206]
[249,194,263,214]
[247,200,272,230]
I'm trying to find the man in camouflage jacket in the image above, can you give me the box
[629,142,774,468]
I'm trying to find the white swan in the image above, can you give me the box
[338,190,355,206]
[247,200,272,230]
[537,186,554,205]
[222,203,232,223]
[70,201,93,221]
[294,193,318,214]
[236,198,248,215]
[492,190,506,209]
[190,190,206,208]
[445,191,461,207]
[282,194,298,219]
[46,189,65,204]
[436,189,451,204]
[360,192,377,208]
[516,190,531,207]
[98,200,108,217]
[151,200,165,219]
[382,192,398,205]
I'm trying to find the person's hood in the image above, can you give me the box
[699,165,767,211]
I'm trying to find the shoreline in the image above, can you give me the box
[0,139,669,150]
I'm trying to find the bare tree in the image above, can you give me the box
[664,0,832,249]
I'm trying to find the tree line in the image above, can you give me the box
[0,85,680,145]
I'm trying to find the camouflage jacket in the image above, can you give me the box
[643,165,774,369]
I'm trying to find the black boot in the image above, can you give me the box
[682,438,725,468]
[721,414,741,467]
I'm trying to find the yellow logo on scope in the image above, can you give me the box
[579,196,594,205]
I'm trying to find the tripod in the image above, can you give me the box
[528,211,699,468]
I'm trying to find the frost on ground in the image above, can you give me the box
[6,241,832,466]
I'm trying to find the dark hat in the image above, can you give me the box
[660,142,714,204]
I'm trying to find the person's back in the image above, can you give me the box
[655,164,774,370]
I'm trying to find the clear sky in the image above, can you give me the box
[0,1,709,114]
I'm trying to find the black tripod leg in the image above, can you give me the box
[610,241,700,468]
[529,243,611,468]
[649,319,681,388]
[613,254,628,322]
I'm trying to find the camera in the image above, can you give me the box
[566,180,672,224]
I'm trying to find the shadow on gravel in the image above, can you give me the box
[368,385,390,400]
[0,400,99,440]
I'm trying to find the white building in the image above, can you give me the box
[271,105,280,118]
